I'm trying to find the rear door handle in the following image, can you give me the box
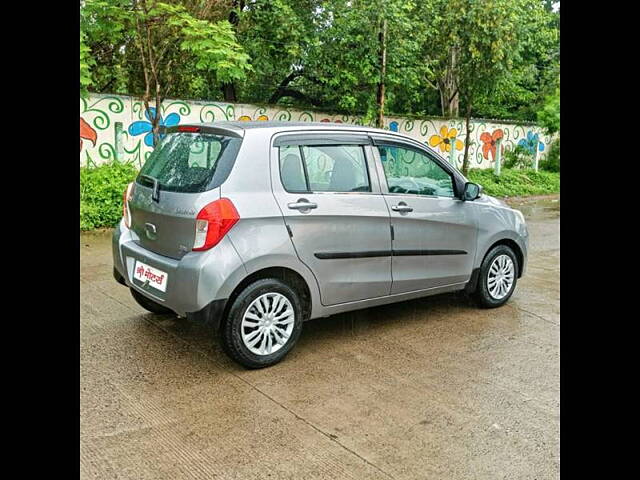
[391,203,413,213]
[287,199,318,211]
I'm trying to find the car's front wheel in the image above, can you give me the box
[220,278,304,369]
[472,245,519,308]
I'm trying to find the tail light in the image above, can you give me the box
[193,198,240,251]
[122,182,134,228]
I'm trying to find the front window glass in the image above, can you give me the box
[377,144,454,197]
[137,132,242,193]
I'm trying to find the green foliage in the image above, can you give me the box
[81,0,251,101]
[81,0,133,94]
[80,0,559,124]
[467,168,560,197]
[431,0,523,173]
[80,30,95,98]
[473,0,559,121]
[159,2,252,83]
[237,0,317,104]
[537,87,560,134]
[503,145,534,169]
[80,161,138,230]
[539,136,559,172]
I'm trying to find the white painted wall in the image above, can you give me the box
[81,93,551,170]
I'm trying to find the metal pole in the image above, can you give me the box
[533,137,540,171]
[114,122,124,163]
[449,136,456,166]
[494,137,502,176]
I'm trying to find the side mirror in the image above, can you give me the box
[463,182,482,201]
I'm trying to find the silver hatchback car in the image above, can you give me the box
[113,122,528,368]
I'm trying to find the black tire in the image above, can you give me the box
[220,278,304,369]
[472,244,519,308]
[130,288,174,315]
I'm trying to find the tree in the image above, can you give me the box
[472,0,559,121]
[416,0,558,121]
[234,0,319,105]
[292,0,425,121]
[431,0,521,175]
[415,0,461,118]
[82,0,251,144]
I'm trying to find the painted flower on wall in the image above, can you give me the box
[429,126,463,153]
[80,117,97,152]
[480,129,504,160]
[128,107,180,147]
[518,131,545,154]
[238,114,269,121]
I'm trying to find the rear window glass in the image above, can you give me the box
[136,132,242,193]
[279,144,371,193]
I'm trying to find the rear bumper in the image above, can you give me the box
[112,219,245,317]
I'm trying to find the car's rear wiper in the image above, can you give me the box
[139,174,161,202]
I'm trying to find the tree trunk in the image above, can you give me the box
[461,101,473,176]
[151,92,162,147]
[219,0,244,103]
[376,18,387,129]
[221,83,237,102]
[439,47,459,118]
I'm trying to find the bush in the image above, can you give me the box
[539,137,560,172]
[467,168,560,198]
[503,145,533,169]
[80,161,138,230]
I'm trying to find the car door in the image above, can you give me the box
[371,137,477,294]
[270,132,392,306]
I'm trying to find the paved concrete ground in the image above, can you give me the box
[80,196,559,480]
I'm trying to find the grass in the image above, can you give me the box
[466,168,560,198]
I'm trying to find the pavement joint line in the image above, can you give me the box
[527,265,559,273]
[507,303,559,327]
[86,280,399,480]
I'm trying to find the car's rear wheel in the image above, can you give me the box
[130,288,173,314]
[472,245,519,308]
[220,278,303,369]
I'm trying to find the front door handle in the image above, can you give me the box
[287,199,318,211]
[391,203,413,213]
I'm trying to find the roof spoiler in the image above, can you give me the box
[161,124,244,138]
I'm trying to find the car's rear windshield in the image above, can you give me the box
[136,132,242,193]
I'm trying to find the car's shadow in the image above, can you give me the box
[134,291,479,371]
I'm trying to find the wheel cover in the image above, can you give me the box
[241,293,295,356]
[487,254,515,300]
